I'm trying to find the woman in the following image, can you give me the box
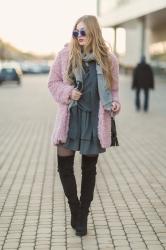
[48,15,120,236]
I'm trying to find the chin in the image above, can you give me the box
[79,42,86,46]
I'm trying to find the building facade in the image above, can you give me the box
[98,0,166,69]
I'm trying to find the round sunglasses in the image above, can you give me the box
[72,29,86,38]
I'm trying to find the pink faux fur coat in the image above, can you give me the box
[48,45,120,148]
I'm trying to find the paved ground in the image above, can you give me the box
[0,74,166,250]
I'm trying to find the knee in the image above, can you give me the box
[81,155,98,175]
[58,166,74,176]
[57,155,74,175]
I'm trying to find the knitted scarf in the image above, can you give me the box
[68,53,112,111]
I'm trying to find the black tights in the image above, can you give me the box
[57,144,75,156]
[57,144,98,158]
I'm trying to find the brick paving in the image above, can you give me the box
[0,74,166,250]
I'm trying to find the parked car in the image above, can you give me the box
[0,64,22,85]
[20,61,50,74]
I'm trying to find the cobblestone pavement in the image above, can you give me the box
[0,74,166,250]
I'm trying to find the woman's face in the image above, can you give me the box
[75,21,89,47]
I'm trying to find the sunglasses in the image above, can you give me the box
[72,29,86,38]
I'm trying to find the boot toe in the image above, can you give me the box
[76,228,87,236]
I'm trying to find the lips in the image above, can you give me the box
[78,39,84,42]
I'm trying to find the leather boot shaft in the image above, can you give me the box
[57,155,79,229]
[76,155,98,236]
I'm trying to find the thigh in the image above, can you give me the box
[82,154,99,163]
[144,88,149,97]
[83,154,98,158]
[57,144,75,157]
[136,88,140,96]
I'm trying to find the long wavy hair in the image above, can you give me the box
[66,15,113,89]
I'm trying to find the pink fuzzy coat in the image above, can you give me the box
[48,45,120,148]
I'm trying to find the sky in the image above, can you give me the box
[0,0,102,54]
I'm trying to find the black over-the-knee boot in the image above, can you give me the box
[57,155,80,229]
[76,155,98,236]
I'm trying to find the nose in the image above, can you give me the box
[78,32,82,38]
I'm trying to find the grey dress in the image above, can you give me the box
[63,60,105,155]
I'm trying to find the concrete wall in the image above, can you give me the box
[118,19,147,66]
[100,0,166,27]
[99,0,166,67]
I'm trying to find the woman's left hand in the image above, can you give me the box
[111,101,121,113]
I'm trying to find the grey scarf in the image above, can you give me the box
[68,53,112,110]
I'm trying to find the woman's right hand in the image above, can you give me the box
[70,89,82,101]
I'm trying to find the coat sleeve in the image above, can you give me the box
[110,53,120,103]
[48,51,74,105]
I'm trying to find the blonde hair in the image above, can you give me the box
[67,15,113,89]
